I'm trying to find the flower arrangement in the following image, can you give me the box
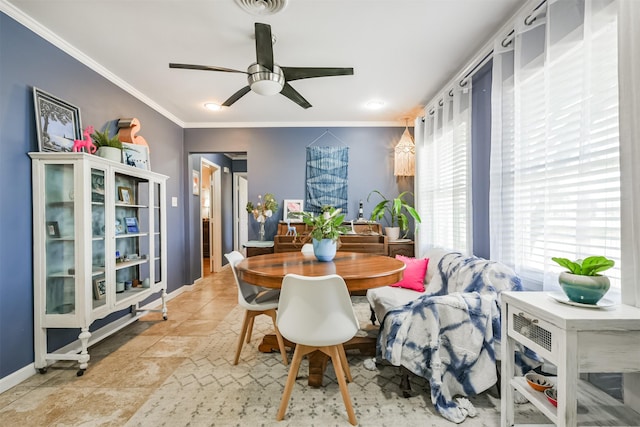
[246,193,278,223]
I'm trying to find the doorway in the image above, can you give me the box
[200,159,222,274]
[234,173,248,254]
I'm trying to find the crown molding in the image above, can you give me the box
[183,121,406,129]
[1,1,185,127]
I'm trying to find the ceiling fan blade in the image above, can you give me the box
[280,83,312,109]
[255,23,274,71]
[222,86,252,107]
[281,67,354,82]
[169,63,247,74]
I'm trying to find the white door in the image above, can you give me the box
[235,173,249,254]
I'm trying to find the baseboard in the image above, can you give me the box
[0,284,187,394]
[0,364,37,394]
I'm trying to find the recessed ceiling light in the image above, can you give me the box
[366,100,385,110]
[204,102,222,111]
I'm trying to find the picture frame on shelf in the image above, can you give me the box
[46,221,60,238]
[93,277,106,300]
[283,199,304,222]
[124,217,139,233]
[118,186,133,204]
[122,142,150,170]
[192,170,200,195]
[91,171,105,203]
[33,87,82,153]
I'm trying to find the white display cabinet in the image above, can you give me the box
[30,152,168,376]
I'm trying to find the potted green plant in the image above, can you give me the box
[91,128,123,162]
[551,256,615,304]
[295,205,349,261]
[367,190,421,241]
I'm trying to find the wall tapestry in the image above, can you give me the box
[305,146,349,213]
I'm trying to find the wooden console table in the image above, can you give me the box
[242,240,274,257]
[501,291,640,426]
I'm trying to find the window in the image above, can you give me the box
[417,87,472,254]
[490,0,620,290]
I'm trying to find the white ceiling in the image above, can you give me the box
[3,0,523,127]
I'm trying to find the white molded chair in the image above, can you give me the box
[300,243,314,254]
[224,251,288,366]
[276,274,359,425]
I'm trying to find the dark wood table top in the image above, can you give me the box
[235,251,405,292]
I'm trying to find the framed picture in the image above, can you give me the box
[33,87,82,152]
[118,186,133,204]
[46,221,60,238]
[93,277,106,300]
[122,142,150,170]
[283,199,304,222]
[192,170,200,195]
[91,171,105,203]
[124,217,139,233]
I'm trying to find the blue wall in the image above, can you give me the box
[471,61,492,259]
[183,127,414,284]
[0,13,187,379]
[0,12,414,382]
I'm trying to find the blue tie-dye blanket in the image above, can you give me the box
[377,252,540,423]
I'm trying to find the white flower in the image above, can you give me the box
[265,209,273,218]
[257,214,265,222]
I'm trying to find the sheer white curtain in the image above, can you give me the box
[416,86,472,255]
[490,0,621,292]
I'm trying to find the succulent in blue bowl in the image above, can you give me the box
[552,256,615,304]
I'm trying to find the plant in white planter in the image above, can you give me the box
[551,256,615,304]
[367,190,421,241]
[91,128,123,162]
[295,206,348,262]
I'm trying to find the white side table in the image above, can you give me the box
[501,291,640,427]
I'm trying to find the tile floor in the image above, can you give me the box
[0,261,236,425]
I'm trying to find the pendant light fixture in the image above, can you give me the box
[394,119,415,177]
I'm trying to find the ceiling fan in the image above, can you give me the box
[169,23,354,109]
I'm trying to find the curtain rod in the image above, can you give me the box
[501,0,547,47]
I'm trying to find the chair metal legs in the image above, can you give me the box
[277,343,357,426]
[234,309,288,366]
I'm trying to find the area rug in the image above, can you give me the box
[125,298,549,426]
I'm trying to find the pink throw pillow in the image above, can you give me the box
[391,255,429,292]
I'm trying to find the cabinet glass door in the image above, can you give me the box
[153,182,162,285]
[44,163,76,314]
[91,168,107,308]
[114,173,150,302]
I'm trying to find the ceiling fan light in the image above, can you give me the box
[248,63,285,96]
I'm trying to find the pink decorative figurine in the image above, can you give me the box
[73,126,97,153]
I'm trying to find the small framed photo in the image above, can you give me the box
[124,217,139,233]
[283,199,304,222]
[118,186,133,204]
[192,170,200,195]
[46,221,60,238]
[33,87,82,152]
[91,171,105,203]
[93,277,106,300]
[122,142,150,170]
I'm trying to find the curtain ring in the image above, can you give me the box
[428,108,435,116]
[448,89,454,97]
[524,14,537,25]
[459,79,468,88]
[438,99,444,107]
[501,30,514,47]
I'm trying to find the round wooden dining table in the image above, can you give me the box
[235,251,405,291]
[235,251,405,387]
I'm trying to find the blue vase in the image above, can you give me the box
[312,238,337,262]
